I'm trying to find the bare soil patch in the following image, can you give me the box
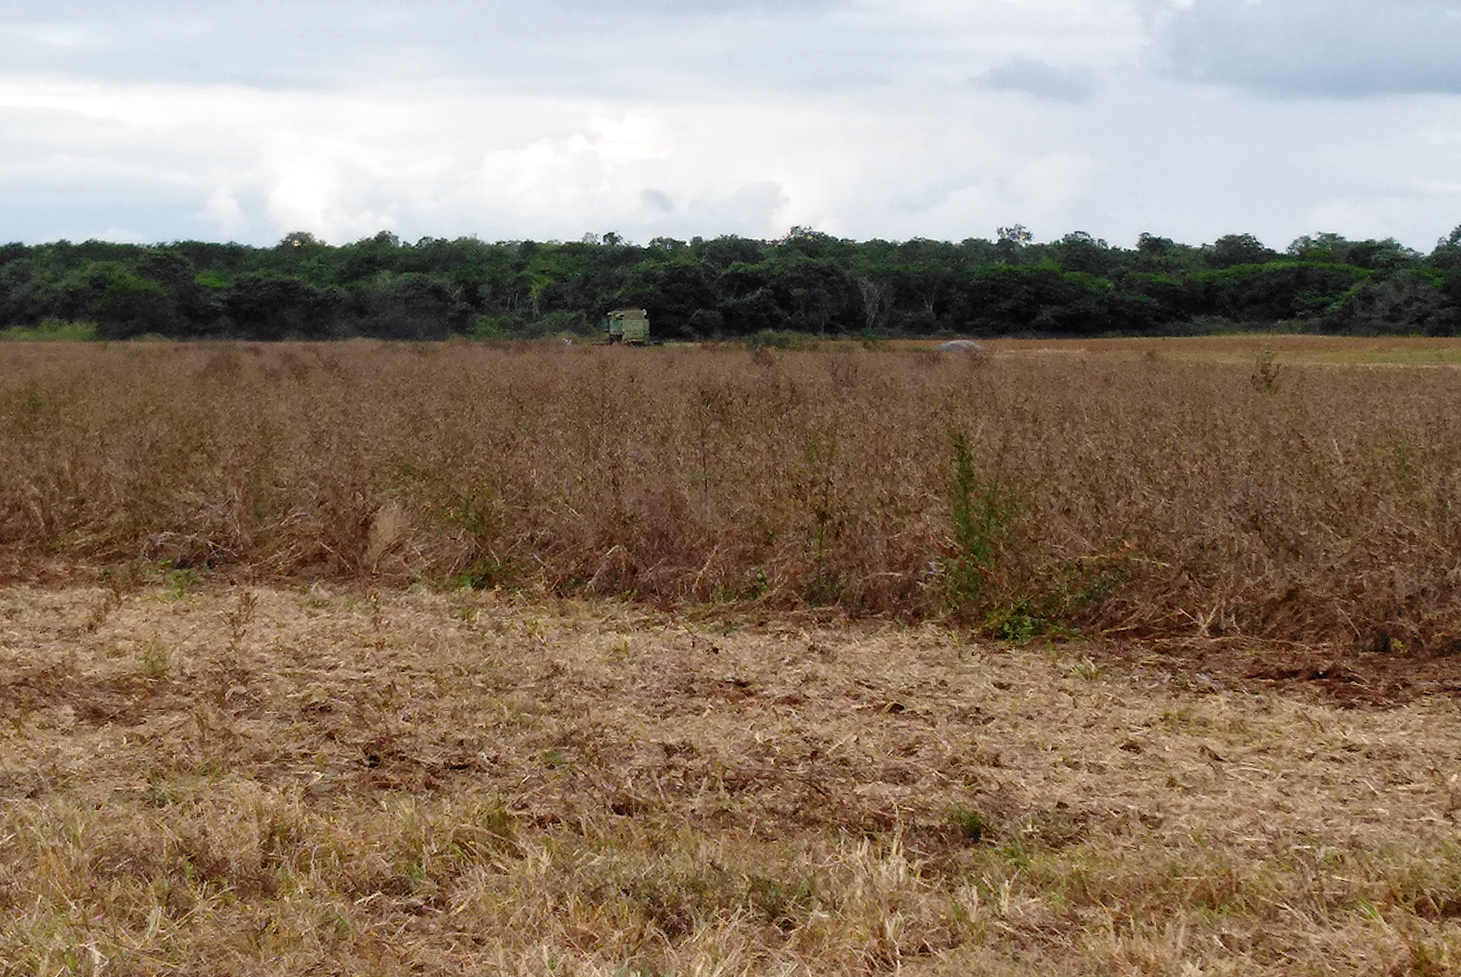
[1095,637,1461,710]
[3,584,1461,975]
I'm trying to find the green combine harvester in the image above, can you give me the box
[602,308,650,345]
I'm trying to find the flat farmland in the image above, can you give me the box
[2,337,1461,974]
[4,336,1461,645]
[3,584,1461,976]
[978,334,1461,367]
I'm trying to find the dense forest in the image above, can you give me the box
[3,224,1461,341]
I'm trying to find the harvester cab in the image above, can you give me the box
[603,308,650,345]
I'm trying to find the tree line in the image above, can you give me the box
[2,225,1460,341]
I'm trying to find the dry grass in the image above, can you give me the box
[7,338,1461,974]
[3,584,1461,975]
[4,338,1461,648]
[971,335,1461,366]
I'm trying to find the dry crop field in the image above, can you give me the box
[970,335,1461,366]
[4,585,1461,975]
[4,338,1461,643]
[2,337,1461,974]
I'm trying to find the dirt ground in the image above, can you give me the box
[3,584,1461,975]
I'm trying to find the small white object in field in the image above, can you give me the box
[934,339,986,353]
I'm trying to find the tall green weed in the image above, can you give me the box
[945,430,1021,614]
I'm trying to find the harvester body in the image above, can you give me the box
[603,308,650,345]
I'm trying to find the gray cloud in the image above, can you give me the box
[543,0,845,14]
[640,188,676,213]
[1153,0,1461,97]
[974,57,1095,101]
[0,0,857,93]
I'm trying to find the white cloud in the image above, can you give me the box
[1305,194,1461,246]
[0,1,1458,250]
[200,187,248,238]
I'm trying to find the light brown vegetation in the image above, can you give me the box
[3,338,1461,647]
[3,584,1461,975]
[5,338,1461,973]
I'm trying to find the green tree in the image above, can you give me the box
[0,257,45,326]
[225,272,343,339]
[1430,224,1461,271]
[1326,269,1459,336]
[1289,233,1417,270]
[1195,262,1369,323]
[1052,231,1116,276]
[94,272,177,339]
[1207,233,1275,269]
[353,272,470,339]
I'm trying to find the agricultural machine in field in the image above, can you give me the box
[602,308,650,345]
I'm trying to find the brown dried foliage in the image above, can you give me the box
[2,340,1460,646]
[3,585,1461,975]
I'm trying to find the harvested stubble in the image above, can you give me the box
[2,584,1461,975]
[2,340,1460,643]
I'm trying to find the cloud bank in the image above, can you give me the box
[0,0,1457,250]
[1152,0,1461,98]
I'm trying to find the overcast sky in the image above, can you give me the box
[2,0,1459,250]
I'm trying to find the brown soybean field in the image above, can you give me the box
[3,337,1461,975]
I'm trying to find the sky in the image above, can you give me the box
[1,0,1459,251]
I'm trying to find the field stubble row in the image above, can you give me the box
[2,339,1460,647]
[3,585,1461,974]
